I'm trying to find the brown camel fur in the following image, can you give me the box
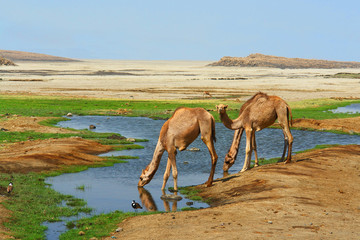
[216,92,293,172]
[138,107,218,192]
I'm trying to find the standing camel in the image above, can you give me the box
[216,92,293,172]
[138,107,218,192]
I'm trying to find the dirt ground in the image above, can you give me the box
[105,145,360,240]
[0,60,360,239]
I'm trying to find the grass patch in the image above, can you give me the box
[66,198,88,208]
[250,157,281,168]
[112,144,144,151]
[1,94,359,123]
[0,155,137,240]
[180,207,198,211]
[295,144,340,154]
[59,210,159,240]
[101,155,139,164]
[0,173,92,240]
[324,72,360,79]
[38,117,70,128]
[0,129,140,145]
[0,95,220,118]
[75,185,86,191]
[289,98,360,120]
[290,126,360,136]
[176,186,209,203]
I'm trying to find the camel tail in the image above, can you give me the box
[212,117,216,142]
[287,105,293,127]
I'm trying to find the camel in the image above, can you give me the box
[203,91,213,98]
[216,92,293,172]
[138,107,218,192]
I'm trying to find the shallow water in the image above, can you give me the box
[45,115,360,239]
[331,103,360,114]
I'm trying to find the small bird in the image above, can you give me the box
[7,182,13,194]
[131,200,142,211]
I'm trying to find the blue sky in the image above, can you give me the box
[1,0,359,61]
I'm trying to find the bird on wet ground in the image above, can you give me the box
[7,182,13,194]
[131,200,142,211]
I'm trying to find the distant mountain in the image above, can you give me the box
[0,50,78,62]
[209,53,360,69]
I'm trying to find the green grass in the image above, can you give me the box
[59,210,159,240]
[250,157,281,168]
[289,98,360,120]
[0,155,137,240]
[75,185,86,191]
[0,173,91,240]
[0,129,143,145]
[324,72,360,79]
[101,155,139,164]
[1,94,359,122]
[0,95,221,119]
[38,117,70,128]
[295,144,340,154]
[176,186,210,203]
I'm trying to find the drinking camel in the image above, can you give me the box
[216,92,293,172]
[138,107,218,192]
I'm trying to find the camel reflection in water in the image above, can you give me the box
[137,187,182,212]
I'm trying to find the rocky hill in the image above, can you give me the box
[209,53,360,69]
[0,49,78,62]
[0,57,16,66]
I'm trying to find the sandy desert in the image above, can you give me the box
[1,60,360,100]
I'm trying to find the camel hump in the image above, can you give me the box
[253,92,269,100]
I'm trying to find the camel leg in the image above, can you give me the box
[284,127,293,164]
[277,107,294,164]
[278,132,289,162]
[168,150,178,191]
[161,158,172,191]
[223,128,244,172]
[252,133,259,167]
[240,128,253,172]
[201,135,218,187]
[278,119,293,164]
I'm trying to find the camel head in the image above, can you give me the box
[223,156,235,172]
[216,104,228,114]
[138,168,151,187]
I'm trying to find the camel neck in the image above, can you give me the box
[145,140,165,178]
[219,111,243,130]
